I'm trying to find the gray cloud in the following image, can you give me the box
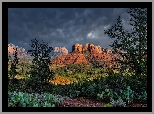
[8,8,130,53]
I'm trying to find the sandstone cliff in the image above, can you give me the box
[8,43,31,59]
[51,43,122,69]
[72,43,83,53]
[54,47,68,56]
[51,53,92,66]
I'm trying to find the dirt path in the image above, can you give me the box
[58,97,105,107]
[58,97,147,107]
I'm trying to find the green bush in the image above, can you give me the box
[49,73,147,102]
[110,97,126,107]
[8,67,147,104]
[97,85,147,104]
[104,103,113,107]
[103,73,127,91]
[8,91,62,107]
[125,75,147,94]
[97,88,114,102]
[119,86,134,104]
[134,91,147,103]
[49,79,99,98]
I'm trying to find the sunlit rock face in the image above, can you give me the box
[73,43,103,54]
[54,47,68,56]
[72,43,83,53]
[51,53,92,65]
[8,43,31,59]
[8,43,126,69]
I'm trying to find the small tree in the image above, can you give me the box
[28,38,54,93]
[9,47,19,85]
[104,8,147,76]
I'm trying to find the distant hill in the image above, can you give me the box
[8,43,69,61]
[8,43,33,60]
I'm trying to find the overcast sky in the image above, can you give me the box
[8,8,131,53]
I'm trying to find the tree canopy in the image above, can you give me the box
[104,8,147,76]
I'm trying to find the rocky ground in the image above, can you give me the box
[57,97,147,107]
[58,97,105,107]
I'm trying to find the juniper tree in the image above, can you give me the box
[28,38,54,93]
[9,47,19,85]
[104,8,147,76]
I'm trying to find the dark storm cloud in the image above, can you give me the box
[8,8,130,52]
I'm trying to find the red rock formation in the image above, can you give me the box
[81,43,103,54]
[8,43,31,59]
[84,43,90,51]
[52,43,124,69]
[54,47,68,56]
[8,45,15,55]
[72,43,83,53]
[105,48,112,55]
[89,44,103,54]
[51,53,92,65]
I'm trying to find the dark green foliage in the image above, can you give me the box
[54,64,92,74]
[119,86,134,104]
[103,72,127,91]
[134,91,147,103]
[8,74,147,106]
[104,8,147,76]
[97,89,114,102]
[97,85,146,105]
[46,73,147,102]
[8,48,19,85]
[125,75,147,95]
[99,73,147,103]
[27,38,54,93]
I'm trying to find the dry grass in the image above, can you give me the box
[49,76,77,85]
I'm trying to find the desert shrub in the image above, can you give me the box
[77,79,98,98]
[97,88,114,102]
[48,78,104,99]
[103,72,127,91]
[51,83,81,98]
[97,85,147,105]
[8,78,21,91]
[110,97,126,107]
[8,91,62,107]
[119,86,134,104]
[100,70,147,96]
[8,71,147,104]
[125,75,147,94]
[133,91,147,103]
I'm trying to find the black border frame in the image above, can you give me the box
[3,2,152,112]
